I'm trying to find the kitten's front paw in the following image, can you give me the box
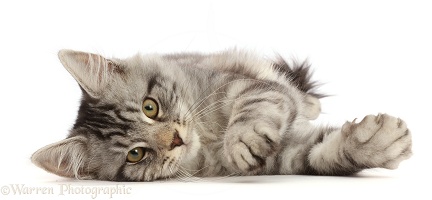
[342,114,412,169]
[224,122,281,173]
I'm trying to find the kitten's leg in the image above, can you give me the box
[223,89,295,174]
[305,114,412,175]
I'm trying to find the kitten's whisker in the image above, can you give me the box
[183,78,239,116]
[176,169,197,182]
[195,121,226,130]
[184,78,277,123]
[184,93,228,121]
[183,91,227,120]
[187,93,258,122]
[207,172,239,181]
[174,167,195,180]
[179,165,209,177]
[186,98,232,122]
[172,167,199,182]
[166,160,193,182]
[167,166,177,181]
[187,101,234,123]
[190,102,232,122]
[170,162,205,182]
[189,90,270,123]
[183,78,262,120]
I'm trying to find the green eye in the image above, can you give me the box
[142,98,159,119]
[126,147,146,163]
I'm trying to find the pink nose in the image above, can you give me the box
[170,131,184,150]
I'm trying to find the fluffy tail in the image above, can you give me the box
[273,57,325,98]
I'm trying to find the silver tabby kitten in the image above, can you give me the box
[32,49,412,181]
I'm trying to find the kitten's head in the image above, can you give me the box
[32,50,201,181]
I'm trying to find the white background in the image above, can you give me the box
[0,0,431,199]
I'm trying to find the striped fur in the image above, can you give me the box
[32,49,412,181]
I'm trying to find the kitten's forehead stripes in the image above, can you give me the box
[105,131,129,138]
[114,110,135,123]
[74,101,134,139]
[130,138,149,143]
[147,75,163,94]
[169,82,178,105]
[113,141,129,148]
[125,107,141,113]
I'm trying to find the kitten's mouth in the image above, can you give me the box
[170,131,184,150]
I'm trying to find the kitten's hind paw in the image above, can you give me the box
[342,114,412,169]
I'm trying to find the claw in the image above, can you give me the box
[341,121,352,136]
[397,118,402,128]
[376,113,383,123]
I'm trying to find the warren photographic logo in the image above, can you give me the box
[1,184,132,199]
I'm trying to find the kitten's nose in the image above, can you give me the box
[170,130,184,150]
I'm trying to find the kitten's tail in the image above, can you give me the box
[273,57,325,98]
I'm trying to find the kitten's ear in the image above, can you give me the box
[58,49,123,98]
[31,136,89,179]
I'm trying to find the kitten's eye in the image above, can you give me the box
[142,98,159,119]
[126,147,146,163]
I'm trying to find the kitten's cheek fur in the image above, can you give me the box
[180,129,201,162]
